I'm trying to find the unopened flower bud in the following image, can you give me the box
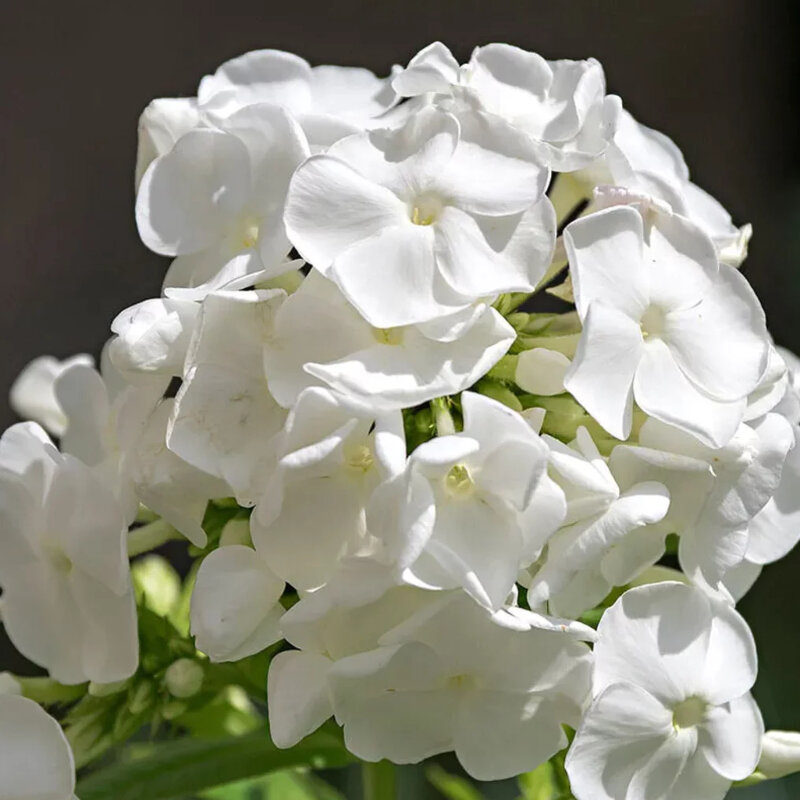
[161,699,190,720]
[89,678,129,698]
[164,658,204,699]
[127,680,156,716]
[758,730,800,779]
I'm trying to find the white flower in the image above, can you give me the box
[251,387,405,590]
[0,695,76,800]
[262,270,515,409]
[191,543,284,662]
[525,427,671,617]
[611,414,794,586]
[393,42,620,171]
[368,391,565,609]
[566,582,763,800]
[136,103,309,296]
[168,289,288,506]
[0,422,138,684]
[109,297,199,378]
[564,205,769,446]
[284,106,554,328]
[267,571,437,748]
[758,730,800,779]
[578,107,752,266]
[197,49,400,146]
[135,97,199,189]
[329,590,592,781]
[52,353,224,546]
[9,354,93,437]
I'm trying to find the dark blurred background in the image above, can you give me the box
[2,1,800,797]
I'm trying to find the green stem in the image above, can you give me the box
[127,519,182,558]
[362,760,396,800]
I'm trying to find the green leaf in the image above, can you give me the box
[425,764,485,800]
[201,768,345,799]
[76,730,354,800]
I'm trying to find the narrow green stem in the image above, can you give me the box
[362,760,396,800]
[127,519,182,558]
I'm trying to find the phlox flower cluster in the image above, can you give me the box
[2,41,800,800]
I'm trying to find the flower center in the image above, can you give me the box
[445,464,474,496]
[410,194,443,226]
[672,696,708,730]
[344,442,374,472]
[640,305,666,340]
[446,673,477,690]
[373,327,404,346]
[43,540,74,575]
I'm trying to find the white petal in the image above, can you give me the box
[9,355,92,437]
[0,695,75,800]
[454,691,568,781]
[251,475,366,590]
[191,545,284,662]
[566,682,677,800]
[135,96,199,189]
[594,582,715,705]
[109,298,198,377]
[284,154,407,272]
[434,206,537,297]
[634,338,745,448]
[267,650,332,748]
[439,110,549,216]
[747,437,800,564]
[664,265,768,401]
[136,129,250,256]
[564,302,642,441]
[198,49,313,119]
[564,205,648,319]
[645,211,718,311]
[70,571,139,683]
[699,694,763,780]
[331,223,464,328]
[392,41,460,96]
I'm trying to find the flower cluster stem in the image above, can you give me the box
[362,760,396,800]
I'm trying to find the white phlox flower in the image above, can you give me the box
[168,289,288,506]
[52,352,226,546]
[393,42,620,171]
[136,102,310,297]
[0,695,77,800]
[368,391,566,610]
[610,414,794,588]
[328,590,593,781]
[197,49,401,147]
[564,204,769,446]
[561,107,752,267]
[284,105,554,328]
[262,269,516,409]
[0,422,138,684]
[525,426,671,617]
[566,582,763,800]
[135,97,200,190]
[250,386,405,590]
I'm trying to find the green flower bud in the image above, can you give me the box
[164,658,204,699]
